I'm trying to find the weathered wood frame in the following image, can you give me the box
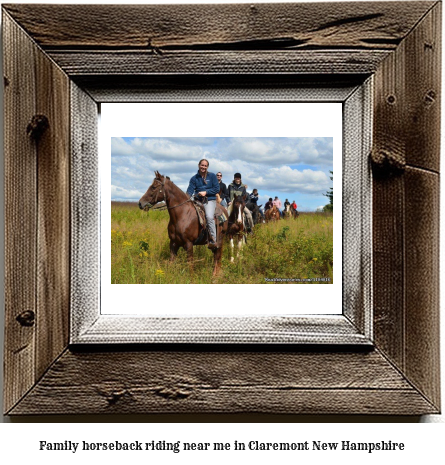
[3,2,441,415]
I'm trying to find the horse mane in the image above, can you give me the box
[154,170,188,201]
[229,195,246,221]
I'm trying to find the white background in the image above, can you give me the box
[101,102,342,315]
[0,0,444,457]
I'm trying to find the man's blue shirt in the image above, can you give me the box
[186,171,220,201]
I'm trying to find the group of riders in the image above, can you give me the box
[186,159,298,249]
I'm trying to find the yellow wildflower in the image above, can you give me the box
[122,241,132,247]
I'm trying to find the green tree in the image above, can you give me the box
[323,171,333,212]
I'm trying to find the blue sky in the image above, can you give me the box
[110,137,333,211]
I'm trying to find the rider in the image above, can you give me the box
[284,198,291,215]
[186,159,220,249]
[265,197,274,212]
[249,189,259,205]
[216,172,229,207]
[292,200,297,211]
[227,173,254,232]
[273,196,282,217]
[249,188,264,218]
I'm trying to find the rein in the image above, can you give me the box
[147,178,193,211]
[168,197,193,210]
[228,202,245,226]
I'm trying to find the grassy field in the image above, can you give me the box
[111,202,333,284]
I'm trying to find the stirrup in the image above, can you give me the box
[208,233,218,247]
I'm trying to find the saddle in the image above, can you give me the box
[192,201,228,246]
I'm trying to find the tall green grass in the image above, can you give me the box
[111,202,333,284]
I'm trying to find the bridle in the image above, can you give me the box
[144,177,193,210]
[228,199,245,226]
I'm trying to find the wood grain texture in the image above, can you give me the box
[372,177,405,371]
[35,42,71,380]
[404,2,441,172]
[75,75,365,103]
[372,3,441,411]
[2,2,435,50]
[404,168,440,408]
[3,12,37,414]
[75,316,370,345]
[3,1,434,80]
[70,83,99,339]
[8,349,437,415]
[47,50,390,77]
[342,81,372,336]
[372,41,406,369]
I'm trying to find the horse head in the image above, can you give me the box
[266,205,280,222]
[139,171,168,210]
[283,204,291,218]
[232,195,246,225]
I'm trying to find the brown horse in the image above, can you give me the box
[265,205,281,222]
[227,195,247,262]
[139,171,228,276]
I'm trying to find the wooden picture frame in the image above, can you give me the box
[3,2,440,415]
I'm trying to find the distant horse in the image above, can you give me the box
[265,205,280,222]
[227,195,247,262]
[139,171,228,276]
[283,204,298,219]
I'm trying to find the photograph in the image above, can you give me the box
[100,102,342,318]
[111,137,334,285]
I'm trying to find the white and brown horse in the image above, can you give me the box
[283,204,298,219]
[227,195,247,262]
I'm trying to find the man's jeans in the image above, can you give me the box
[204,200,217,240]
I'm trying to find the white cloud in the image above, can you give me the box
[249,166,330,195]
[110,137,334,207]
[110,137,137,157]
[220,137,333,166]
[111,185,144,200]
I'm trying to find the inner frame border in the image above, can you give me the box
[70,80,373,345]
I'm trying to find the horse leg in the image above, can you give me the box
[230,237,235,262]
[212,246,222,277]
[170,241,179,261]
[237,235,244,259]
[184,242,194,274]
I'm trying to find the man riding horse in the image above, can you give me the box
[186,159,220,249]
